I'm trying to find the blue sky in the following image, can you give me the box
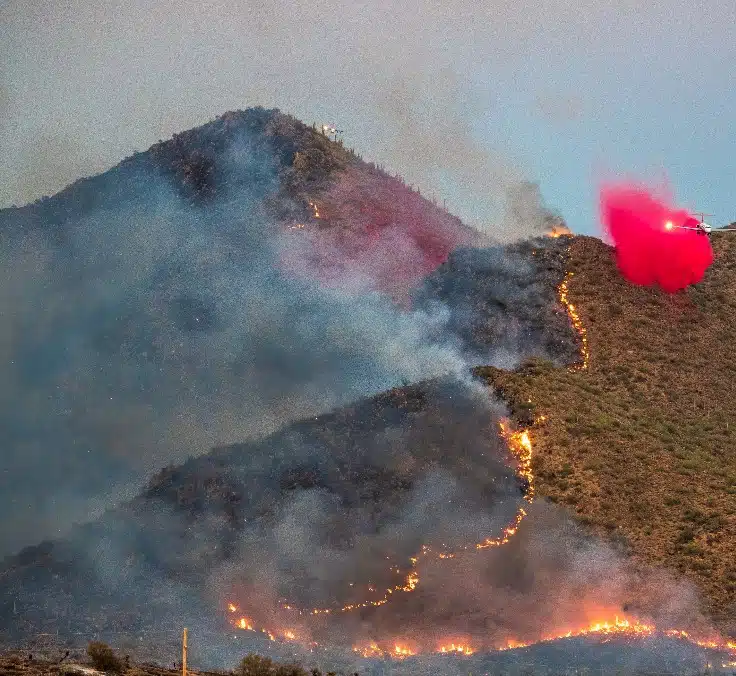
[2,0,734,236]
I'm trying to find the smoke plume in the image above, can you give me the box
[0,119,475,556]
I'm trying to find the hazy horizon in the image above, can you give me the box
[2,0,734,235]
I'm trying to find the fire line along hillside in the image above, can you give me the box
[476,233,736,636]
[1,105,735,664]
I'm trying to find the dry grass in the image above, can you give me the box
[476,235,736,636]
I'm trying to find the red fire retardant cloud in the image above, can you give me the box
[599,183,714,293]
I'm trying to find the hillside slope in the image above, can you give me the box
[477,234,736,635]
[0,379,526,642]
[1,107,477,302]
[0,107,483,557]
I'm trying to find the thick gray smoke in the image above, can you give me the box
[0,378,720,673]
[0,121,474,556]
[0,113,726,673]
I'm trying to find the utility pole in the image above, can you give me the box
[182,628,187,676]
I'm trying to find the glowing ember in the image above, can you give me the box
[228,603,237,612]
[351,642,416,660]
[308,200,321,219]
[500,424,534,504]
[439,643,474,655]
[393,645,414,658]
[559,271,590,370]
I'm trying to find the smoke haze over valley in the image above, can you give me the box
[0,110,571,557]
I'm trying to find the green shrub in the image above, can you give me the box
[274,665,307,676]
[87,642,124,673]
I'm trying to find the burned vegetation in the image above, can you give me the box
[414,235,581,367]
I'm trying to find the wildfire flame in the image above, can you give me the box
[226,413,736,661]
[223,277,736,663]
[393,645,414,658]
[228,416,539,643]
[352,643,383,659]
[343,616,736,660]
[559,271,590,370]
[267,419,535,620]
[546,222,573,238]
[440,643,474,655]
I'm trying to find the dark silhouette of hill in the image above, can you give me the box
[1,107,478,302]
[0,379,521,641]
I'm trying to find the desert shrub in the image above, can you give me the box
[86,642,123,673]
[274,665,307,676]
[238,654,274,676]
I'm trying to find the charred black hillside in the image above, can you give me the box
[414,235,579,368]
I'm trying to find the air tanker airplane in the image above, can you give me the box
[667,213,736,236]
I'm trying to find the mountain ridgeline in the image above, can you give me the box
[0,107,483,559]
[0,107,734,671]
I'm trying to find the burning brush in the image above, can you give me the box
[221,252,736,665]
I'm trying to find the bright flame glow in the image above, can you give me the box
[439,643,474,655]
[546,223,573,238]
[232,597,736,660]
[225,257,736,665]
[393,645,414,658]
[340,614,736,659]
[559,271,590,370]
[665,220,674,231]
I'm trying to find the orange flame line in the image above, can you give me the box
[559,271,589,370]
[225,278,735,662]
[272,418,535,617]
[344,615,736,660]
